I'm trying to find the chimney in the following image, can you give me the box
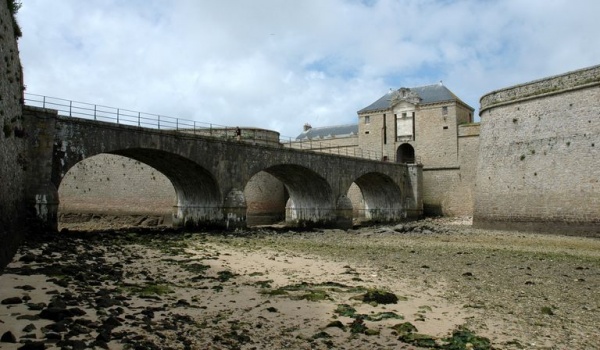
[303,123,312,131]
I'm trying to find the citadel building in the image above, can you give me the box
[295,83,480,216]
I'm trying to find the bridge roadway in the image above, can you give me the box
[23,105,423,230]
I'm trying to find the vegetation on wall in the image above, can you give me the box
[6,0,22,38]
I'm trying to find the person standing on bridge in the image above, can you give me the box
[235,127,241,141]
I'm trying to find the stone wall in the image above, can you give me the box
[58,154,176,217]
[422,123,480,217]
[416,104,478,216]
[474,65,600,235]
[0,1,25,270]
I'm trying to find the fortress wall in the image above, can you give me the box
[58,154,176,217]
[474,65,600,235]
[416,103,459,167]
[421,123,479,217]
[455,124,480,216]
[0,3,25,270]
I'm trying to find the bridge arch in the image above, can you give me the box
[109,148,222,228]
[254,164,335,227]
[56,149,223,229]
[352,172,405,222]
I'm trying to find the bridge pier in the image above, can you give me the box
[31,182,59,232]
[335,195,354,229]
[172,189,248,230]
[223,189,247,230]
[172,205,223,229]
[362,207,406,223]
[284,196,353,229]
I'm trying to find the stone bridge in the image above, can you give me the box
[23,105,423,231]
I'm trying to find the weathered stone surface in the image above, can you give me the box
[24,106,422,231]
[475,65,600,235]
[0,1,26,271]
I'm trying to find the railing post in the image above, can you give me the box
[117,109,120,124]
[138,112,141,126]
[176,118,179,130]
[42,95,46,109]
[193,121,196,134]
[69,100,72,117]
[158,115,161,129]
[94,105,97,121]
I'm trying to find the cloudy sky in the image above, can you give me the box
[17,0,600,138]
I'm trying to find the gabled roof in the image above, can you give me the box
[358,83,473,114]
[296,124,358,140]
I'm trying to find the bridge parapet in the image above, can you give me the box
[25,93,387,161]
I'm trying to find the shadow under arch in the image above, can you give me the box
[352,172,404,222]
[257,164,334,227]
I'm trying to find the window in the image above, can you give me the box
[402,112,407,118]
[364,116,370,124]
[442,106,448,116]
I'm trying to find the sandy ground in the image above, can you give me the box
[1,218,599,349]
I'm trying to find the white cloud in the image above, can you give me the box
[17,0,600,136]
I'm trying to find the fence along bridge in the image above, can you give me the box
[23,94,423,230]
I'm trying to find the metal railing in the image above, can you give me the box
[24,93,229,134]
[24,93,395,162]
[280,138,383,161]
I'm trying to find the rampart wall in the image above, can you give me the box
[474,65,600,235]
[0,2,25,270]
[421,124,479,216]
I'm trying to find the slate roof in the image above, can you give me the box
[295,124,358,140]
[357,83,473,114]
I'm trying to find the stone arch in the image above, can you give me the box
[111,148,222,228]
[352,172,404,222]
[57,154,175,229]
[255,164,334,227]
[56,149,222,229]
[396,143,415,163]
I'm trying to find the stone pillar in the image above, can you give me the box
[335,195,353,229]
[32,182,59,232]
[223,189,247,230]
[405,163,423,218]
[285,197,339,228]
[285,197,297,222]
[172,204,223,229]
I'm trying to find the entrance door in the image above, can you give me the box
[396,143,415,163]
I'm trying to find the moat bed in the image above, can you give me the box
[1,218,599,349]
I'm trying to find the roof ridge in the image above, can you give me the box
[305,123,357,130]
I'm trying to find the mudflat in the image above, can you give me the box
[1,218,598,349]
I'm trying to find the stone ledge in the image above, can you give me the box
[480,64,600,114]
